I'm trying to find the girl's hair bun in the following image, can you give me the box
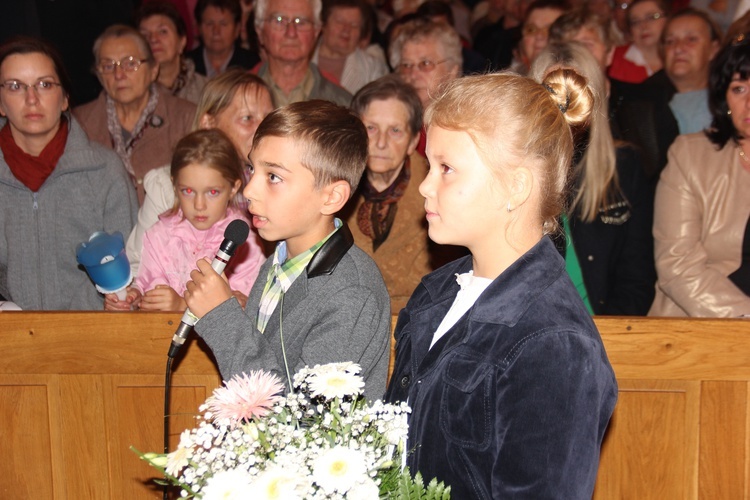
[542,67,593,129]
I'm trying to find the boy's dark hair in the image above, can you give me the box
[135,1,188,37]
[252,100,368,195]
[195,0,242,24]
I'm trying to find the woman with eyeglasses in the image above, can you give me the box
[650,35,750,317]
[608,0,668,83]
[388,18,462,109]
[0,36,137,310]
[74,24,196,204]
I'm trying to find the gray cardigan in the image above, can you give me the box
[196,223,391,400]
[0,115,137,309]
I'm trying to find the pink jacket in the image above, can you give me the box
[136,207,265,296]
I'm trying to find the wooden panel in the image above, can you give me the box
[58,375,110,499]
[105,375,216,499]
[4,313,750,498]
[595,317,750,381]
[595,380,700,500]
[0,382,55,500]
[699,381,747,500]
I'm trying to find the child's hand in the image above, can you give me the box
[104,287,142,311]
[232,290,249,309]
[184,258,234,318]
[141,285,186,312]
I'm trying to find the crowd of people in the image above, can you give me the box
[2,0,750,494]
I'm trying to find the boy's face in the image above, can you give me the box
[245,136,330,257]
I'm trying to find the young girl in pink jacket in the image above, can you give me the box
[106,128,264,311]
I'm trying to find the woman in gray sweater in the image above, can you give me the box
[0,36,137,310]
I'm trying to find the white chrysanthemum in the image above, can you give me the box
[312,446,368,494]
[346,477,380,499]
[249,465,309,499]
[201,468,253,499]
[308,370,364,400]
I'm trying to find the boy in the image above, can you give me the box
[184,100,391,400]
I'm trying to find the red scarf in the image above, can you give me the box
[0,117,69,192]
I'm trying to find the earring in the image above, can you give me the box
[507,201,512,213]
[728,109,732,115]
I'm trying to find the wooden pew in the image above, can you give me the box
[2,312,750,499]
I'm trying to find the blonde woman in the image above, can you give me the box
[531,41,656,315]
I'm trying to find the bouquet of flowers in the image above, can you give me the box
[136,362,450,499]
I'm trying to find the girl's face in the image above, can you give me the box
[175,162,241,231]
[204,86,274,159]
[420,126,507,253]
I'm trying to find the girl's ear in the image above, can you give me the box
[230,178,242,198]
[507,166,533,211]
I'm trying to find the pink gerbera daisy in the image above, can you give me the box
[205,370,285,426]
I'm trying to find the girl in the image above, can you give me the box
[110,128,264,311]
[385,71,618,498]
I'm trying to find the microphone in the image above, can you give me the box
[167,219,250,358]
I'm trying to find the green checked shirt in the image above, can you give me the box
[256,219,342,333]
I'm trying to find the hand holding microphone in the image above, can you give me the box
[168,219,250,358]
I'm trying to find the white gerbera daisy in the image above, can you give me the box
[201,468,253,500]
[308,370,364,400]
[347,477,380,499]
[249,465,308,499]
[312,446,368,494]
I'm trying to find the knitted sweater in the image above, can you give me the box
[0,115,137,309]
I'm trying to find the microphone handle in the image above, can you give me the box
[167,248,233,358]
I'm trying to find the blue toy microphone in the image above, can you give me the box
[76,231,133,300]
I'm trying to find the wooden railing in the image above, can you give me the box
[1,312,749,499]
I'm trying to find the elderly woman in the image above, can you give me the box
[650,35,750,317]
[389,18,462,108]
[0,36,136,309]
[312,0,388,94]
[74,24,196,204]
[343,74,459,312]
[608,0,668,83]
[122,68,273,292]
[136,1,208,103]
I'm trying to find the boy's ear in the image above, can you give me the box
[320,180,351,215]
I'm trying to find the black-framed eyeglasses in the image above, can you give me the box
[96,56,150,74]
[0,79,62,95]
[266,15,315,32]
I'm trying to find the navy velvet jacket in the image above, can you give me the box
[386,237,618,499]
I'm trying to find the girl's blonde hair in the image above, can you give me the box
[169,129,245,213]
[531,41,618,223]
[425,70,593,234]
